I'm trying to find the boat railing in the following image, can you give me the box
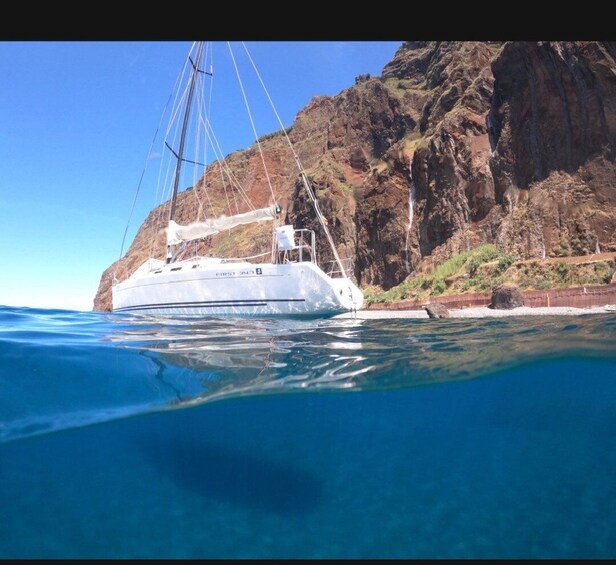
[326,257,354,278]
[295,229,316,264]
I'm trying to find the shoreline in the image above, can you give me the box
[336,305,616,319]
[351,282,616,319]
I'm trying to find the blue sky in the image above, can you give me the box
[0,41,401,311]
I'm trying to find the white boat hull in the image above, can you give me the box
[112,258,363,318]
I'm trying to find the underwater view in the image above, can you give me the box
[0,306,615,558]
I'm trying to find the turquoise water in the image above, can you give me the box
[0,306,615,558]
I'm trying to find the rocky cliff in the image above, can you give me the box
[94,41,616,311]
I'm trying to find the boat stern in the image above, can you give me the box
[329,277,364,312]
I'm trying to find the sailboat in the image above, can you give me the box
[111,42,364,318]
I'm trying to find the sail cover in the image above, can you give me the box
[166,205,279,246]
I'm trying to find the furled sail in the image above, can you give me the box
[166,204,280,246]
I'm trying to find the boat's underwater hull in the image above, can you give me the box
[112,260,363,318]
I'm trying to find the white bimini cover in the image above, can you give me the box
[166,205,279,246]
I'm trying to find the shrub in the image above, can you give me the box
[474,277,494,292]
[555,261,571,284]
[593,261,613,284]
[552,240,572,257]
[431,279,446,295]
[496,254,516,275]
[465,244,501,276]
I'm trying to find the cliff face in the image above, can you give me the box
[94,41,616,312]
[488,42,616,259]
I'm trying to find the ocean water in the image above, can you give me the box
[0,306,615,559]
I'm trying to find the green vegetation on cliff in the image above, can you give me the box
[364,246,616,306]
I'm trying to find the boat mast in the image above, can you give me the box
[167,42,205,248]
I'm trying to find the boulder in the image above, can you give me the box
[490,283,524,309]
[423,303,450,318]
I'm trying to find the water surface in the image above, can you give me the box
[0,306,614,558]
